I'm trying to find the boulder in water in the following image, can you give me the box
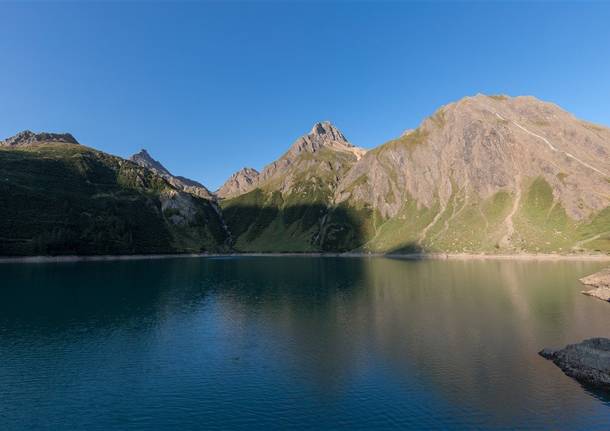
[580,269,610,303]
[539,338,610,390]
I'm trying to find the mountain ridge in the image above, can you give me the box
[130,149,215,200]
[0,141,228,256]
[1,130,79,147]
[2,93,609,256]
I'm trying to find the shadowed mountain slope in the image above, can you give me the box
[0,135,229,256]
[130,149,215,200]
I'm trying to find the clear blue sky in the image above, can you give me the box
[1,2,609,190]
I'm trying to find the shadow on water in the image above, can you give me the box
[582,384,610,405]
[0,256,370,334]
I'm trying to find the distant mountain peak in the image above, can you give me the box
[0,130,79,147]
[309,121,348,143]
[130,149,213,200]
[287,121,363,157]
[217,167,260,199]
[134,148,152,158]
[130,149,172,177]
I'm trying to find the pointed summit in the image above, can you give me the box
[223,121,366,199]
[129,149,214,200]
[130,149,172,177]
[1,130,79,147]
[309,121,348,143]
[288,121,362,156]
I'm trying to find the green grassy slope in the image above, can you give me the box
[0,144,228,256]
[220,146,372,252]
[222,172,610,255]
[357,177,610,254]
[512,177,610,253]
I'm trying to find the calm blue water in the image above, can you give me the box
[1,257,609,430]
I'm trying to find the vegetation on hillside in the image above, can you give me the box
[0,144,228,256]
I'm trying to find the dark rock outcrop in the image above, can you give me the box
[539,338,610,390]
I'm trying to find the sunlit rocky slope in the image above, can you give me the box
[220,95,610,254]
[1,94,609,256]
[337,95,610,253]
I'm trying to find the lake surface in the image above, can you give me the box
[1,257,609,430]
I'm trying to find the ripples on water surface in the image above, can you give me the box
[1,257,609,430]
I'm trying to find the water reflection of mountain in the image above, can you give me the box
[2,257,609,429]
[205,258,610,426]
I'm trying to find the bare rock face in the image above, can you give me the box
[159,189,198,226]
[580,269,610,303]
[255,121,366,194]
[332,94,610,252]
[539,338,610,390]
[130,149,172,177]
[288,121,361,155]
[337,95,610,219]
[1,130,79,146]
[216,167,260,199]
[130,149,214,200]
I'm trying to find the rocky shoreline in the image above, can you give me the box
[1,252,610,264]
[580,268,610,303]
[540,338,610,390]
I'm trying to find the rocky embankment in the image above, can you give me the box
[580,268,610,303]
[539,338,610,390]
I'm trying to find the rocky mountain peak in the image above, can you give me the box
[216,167,260,199]
[130,149,171,176]
[0,130,79,147]
[134,148,151,158]
[237,167,260,177]
[309,121,349,143]
[287,121,363,157]
[130,149,214,200]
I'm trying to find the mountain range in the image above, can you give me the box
[1,94,609,256]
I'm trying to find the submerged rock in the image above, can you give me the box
[539,338,610,390]
[580,268,610,303]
